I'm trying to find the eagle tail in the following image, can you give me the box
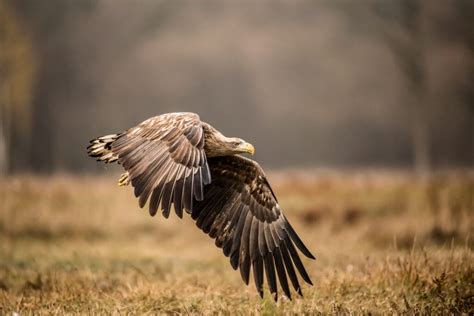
[87,133,120,163]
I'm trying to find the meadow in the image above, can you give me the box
[0,170,472,314]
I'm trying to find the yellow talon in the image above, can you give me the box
[118,172,130,186]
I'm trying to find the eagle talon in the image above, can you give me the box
[118,172,130,186]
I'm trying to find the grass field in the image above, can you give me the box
[0,170,473,314]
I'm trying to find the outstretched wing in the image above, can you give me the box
[191,155,315,301]
[111,112,211,217]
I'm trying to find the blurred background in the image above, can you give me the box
[0,0,472,174]
[1,1,473,313]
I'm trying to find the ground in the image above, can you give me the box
[0,170,472,314]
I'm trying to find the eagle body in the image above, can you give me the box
[87,112,315,300]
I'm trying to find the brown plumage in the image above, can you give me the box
[87,112,315,300]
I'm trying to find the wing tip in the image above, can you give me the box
[271,291,278,302]
[284,216,316,260]
[296,287,303,297]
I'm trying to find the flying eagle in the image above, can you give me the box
[87,112,315,300]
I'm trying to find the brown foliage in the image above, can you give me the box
[0,171,472,313]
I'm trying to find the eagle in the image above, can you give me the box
[87,112,315,300]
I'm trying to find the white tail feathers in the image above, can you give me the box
[87,134,120,163]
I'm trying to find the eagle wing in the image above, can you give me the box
[192,155,315,300]
[110,112,211,217]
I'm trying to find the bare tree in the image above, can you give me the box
[332,0,433,174]
[0,0,36,174]
[391,0,430,174]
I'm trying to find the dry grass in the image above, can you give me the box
[0,170,473,314]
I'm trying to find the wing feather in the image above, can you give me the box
[193,155,315,300]
[105,112,210,215]
[239,208,253,285]
[252,256,264,298]
[280,243,302,296]
[264,253,278,301]
[273,248,291,299]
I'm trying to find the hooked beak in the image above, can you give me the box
[238,142,255,155]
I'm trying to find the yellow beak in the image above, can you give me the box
[239,142,255,155]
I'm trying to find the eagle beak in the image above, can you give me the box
[239,142,255,155]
